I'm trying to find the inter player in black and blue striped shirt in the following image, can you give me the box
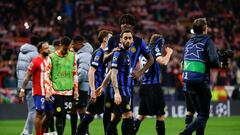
[76,30,113,135]
[134,34,173,135]
[106,29,134,135]
[103,14,154,134]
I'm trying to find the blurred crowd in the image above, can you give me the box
[0,0,240,103]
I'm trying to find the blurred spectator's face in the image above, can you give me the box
[41,43,50,57]
[121,23,133,32]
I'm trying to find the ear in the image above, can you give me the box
[120,36,123,43]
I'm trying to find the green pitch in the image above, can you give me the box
[0,116,240,135]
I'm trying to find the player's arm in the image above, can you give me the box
[140,53,154,73]
[21,71,32,90]
[104,47,120,62]
[102,69,112,88]
[19,70,32,102]
[44,57,54,101]
[89,66,97,103]
[96,69,112,97]
[111,51,122,105]
[132,39,154,79]
[104,51,112,62]
[111,68,121,105]
[207,39,221,68]
[19,62,34,102]
[132,53,153,79]
[156,47,173,65]
[73,54,79,99]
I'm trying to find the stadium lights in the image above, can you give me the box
[190,29,194,34]
[57,16,62,21]
[24,22,30,29]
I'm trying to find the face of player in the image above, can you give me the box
[121,32,133,50]
[204,25,208,34]
[72,41,84,52]
[41,42,50,57]
[60,44,70,55]
[103,33,113,48]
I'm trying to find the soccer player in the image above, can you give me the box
[19,41,53,135]
[103,13,154,134]
[44,36,79,135]
[106,29,134,135]
[45,39,61,135]
[76,30,113,135]
[179,18,221,135]
[17,35,39,135]
[72,35,93,135]
[134,34,173,135]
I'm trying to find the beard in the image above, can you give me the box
[123,44,130,50]
[42,52,49,57]
[61,49,68,55]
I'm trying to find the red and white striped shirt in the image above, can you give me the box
[28,56,46,96]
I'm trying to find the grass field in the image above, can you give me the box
[0,116,240,135]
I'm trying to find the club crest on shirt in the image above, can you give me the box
[105,102,111,108]
[126,104,131,110]
[131,46,136,53]
[155,47,160,52]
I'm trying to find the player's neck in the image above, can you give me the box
[100,43,106,50]
[39,54,46,59]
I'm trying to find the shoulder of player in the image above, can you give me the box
[133,35,142,41]
[32,56,41,62]
[113,51,121,58]
[93,48,104,56]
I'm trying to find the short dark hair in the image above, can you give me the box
[192,18,207,34]
[37,41,48,52]
[52,39,60,47]
[119,13,136,26]
[30,35,40,46]
[73,35,85,42]
[98,30,113,43]
[120,29,132,37]
[60,36,71,46]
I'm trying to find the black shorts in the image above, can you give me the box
[53,95,73,115]
[86,94,105,115]
[184,91,196,113]
[104,86,115,112]
[75,90,89,108]
[113,96,132,114]
[138,84,165,116]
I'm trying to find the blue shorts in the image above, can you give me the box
[33,95,53,112]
